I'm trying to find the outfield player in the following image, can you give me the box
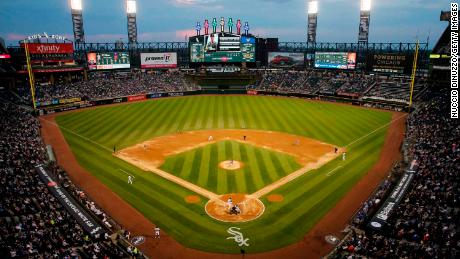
[342,152,346,161]
[128,175,133,184]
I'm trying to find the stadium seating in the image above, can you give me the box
[332,89,459,259]
[0,100,142,258]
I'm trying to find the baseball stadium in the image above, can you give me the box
[0,0,458,259]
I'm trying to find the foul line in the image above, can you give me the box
[119,169,135,178]
[345,113,407,148]
[326,166,343,177]
[41,117,113,153]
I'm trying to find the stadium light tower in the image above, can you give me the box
[126,0,138,44]
[358,0,371,44]
[307,0,319,44]
[70,0,85,43]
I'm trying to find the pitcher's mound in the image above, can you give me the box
[205,193,265,223]
[218,160,243,170]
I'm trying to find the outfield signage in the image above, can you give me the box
[0,54,11,59]
[128,94,147,102]
[35,165,105,237]
[141,53,178,68]
[21,43,74,54]
[368,160,418,231]
[367,53,413,74]
[268,52,304,68]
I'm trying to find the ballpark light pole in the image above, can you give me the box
[70,0,85,44]
[358,0,371,44]
[126,0,138,44]
[307,0,319,44]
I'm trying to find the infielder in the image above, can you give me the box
[342,152,346,161]
[128,175,133,184]
[208,135,214,141]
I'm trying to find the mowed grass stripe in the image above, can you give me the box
[231,141,246,191]
[166,97,196,132]
[197,143,212,187]
[261,97,298,134]
[216,141,228,194]
[192,96,211,130]
[137,98,179,140]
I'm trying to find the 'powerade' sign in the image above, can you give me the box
[141,53,178,69]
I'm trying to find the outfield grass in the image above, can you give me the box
[56,95,392,253]
[160,140,302,194]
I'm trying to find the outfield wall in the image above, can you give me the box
[37,89,408,115]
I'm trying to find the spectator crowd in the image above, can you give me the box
[23,70,197,103]
[333,89,459,259]
[0,99,141,258]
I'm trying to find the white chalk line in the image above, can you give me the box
[41,117,113,153]
[119,169,135,178]
[345,113,407,148]
[326,166,343,177]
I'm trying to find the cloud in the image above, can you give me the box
[172,0,219,6]
[7,33,27,41]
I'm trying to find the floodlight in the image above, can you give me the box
[126,0,137,14]
[308,1,318,14]
[361,0,371,12]
[71,0,82,11]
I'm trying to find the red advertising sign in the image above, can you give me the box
[21,43,74,54]
[247,90,258,95]
[0,54,11,59]
[128,95,147,102]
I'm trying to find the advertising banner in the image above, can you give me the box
[367,54,413,74]
[35,165,105,237]
[368,160,418,231]
[358,14,370,43]
[128,95,147,102]
[268,52,305,67]
[141,53,178,68]
[21,43,74,54]
[0,54,11,59]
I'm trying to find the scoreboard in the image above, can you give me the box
[314,52,356,70]
[190,33,256,63]
[87,52,131,70]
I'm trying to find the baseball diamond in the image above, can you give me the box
[43,95,397,253]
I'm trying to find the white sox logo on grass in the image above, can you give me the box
[227,227,249,247]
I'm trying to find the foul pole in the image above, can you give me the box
[24,42,37,110]
[409,40,420,111]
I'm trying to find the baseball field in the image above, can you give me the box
[42,95,400,255]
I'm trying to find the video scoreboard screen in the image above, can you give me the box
[190,33,256,63]
[87,52,131,70]
[314,52,356,70]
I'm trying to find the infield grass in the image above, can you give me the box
[160,140,302,194]
[55,95,393,253]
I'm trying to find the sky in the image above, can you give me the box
[0,0,454,47]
